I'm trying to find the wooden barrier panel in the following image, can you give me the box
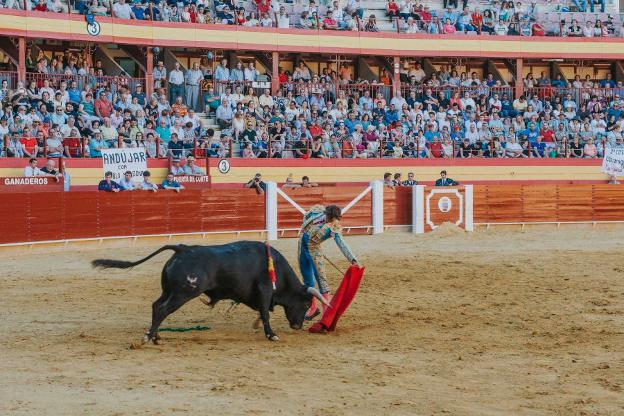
[0,189,265,245]
[383,187,412,227]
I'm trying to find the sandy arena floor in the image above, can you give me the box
[1,227,623,416]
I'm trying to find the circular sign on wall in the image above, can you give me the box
[438,196,452,213]
[218,159,231,174]
[87,21,101,36]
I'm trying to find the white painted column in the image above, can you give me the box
[371,180,384,234]
[265,181,278,241]
[412,185,425,234]
[464,185,474,232]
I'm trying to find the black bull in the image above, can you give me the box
[91,241,329,342]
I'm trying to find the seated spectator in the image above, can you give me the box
[98,171,121,192]
[24,158,47,177]
[139,170,158,192]
[216,99,233,129]
[386,0,398,21]
[443,18,456,34]
[118,171,137,190]
[39,159,62,181]
[364,15,379,32]
[493,19,508,35]
[183,156,205,176]
[161,173,185,192]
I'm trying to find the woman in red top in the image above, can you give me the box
[386,0,398,21]
[236,9,246,25]
[34,0,47,11]
[471,8,484,33]
[255,0,270,14]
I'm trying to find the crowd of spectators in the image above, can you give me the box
[2,50,624,162]
[1,0,621,38]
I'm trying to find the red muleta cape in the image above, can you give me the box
[309,265,365,333]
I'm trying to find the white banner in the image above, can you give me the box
[602,147,624,176]
[101,148,147,181]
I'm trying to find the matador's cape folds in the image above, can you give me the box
[309,265,365,333]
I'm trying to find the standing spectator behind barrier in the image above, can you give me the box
[435,170,459,186]
[185,62,203,112]
[245,173,266,195]
[168,62,185,104]
[139,171,158,192]
[403,172,418,186]
[118,171,137,190]
[24,158,50,178]
[98,171,121,192]
[162,173,185,192]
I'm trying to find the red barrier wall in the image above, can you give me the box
[2,185,624,245]
[0,189,265,244]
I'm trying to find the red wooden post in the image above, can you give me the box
[156,137,160,158]
[117,135,122,148]
[3,134,8,154]
[81,137,86,158]
[271,51,279,95]
[17,37,26,85]
[193,137,197,158]
[267,138,272,158]
[146,47,154,98]
[392,56,400,98]
[515,58,524,99]
[229,138,233,158]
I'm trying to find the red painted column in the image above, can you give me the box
[146,47,154,97]
[271,51,279,95]
[515,58,524,99]
[18,37,26,85]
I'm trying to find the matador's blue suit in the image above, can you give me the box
[298,205,357,294]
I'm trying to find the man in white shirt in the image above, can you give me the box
[185,62,204,112]
[139,170,158,192]
[182,109,201,130]
[244,62,258,82]
[390,91,406,110]
[24,158,50,177]
[259,89,274,107]
[409,63,426,83]
[170,157,186,175]
[153,61,167,90]
[118,170,137,190]
[113,0,134,19]
[168,62,185,103]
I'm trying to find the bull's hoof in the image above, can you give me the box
[268,335,280,341]
[142,333,151,344]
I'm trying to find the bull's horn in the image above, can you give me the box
[307,287,331,308]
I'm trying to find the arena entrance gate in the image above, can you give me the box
[265,182,473,240]
[264,182,384,241]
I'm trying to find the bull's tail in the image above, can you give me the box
[91,245,184,270]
